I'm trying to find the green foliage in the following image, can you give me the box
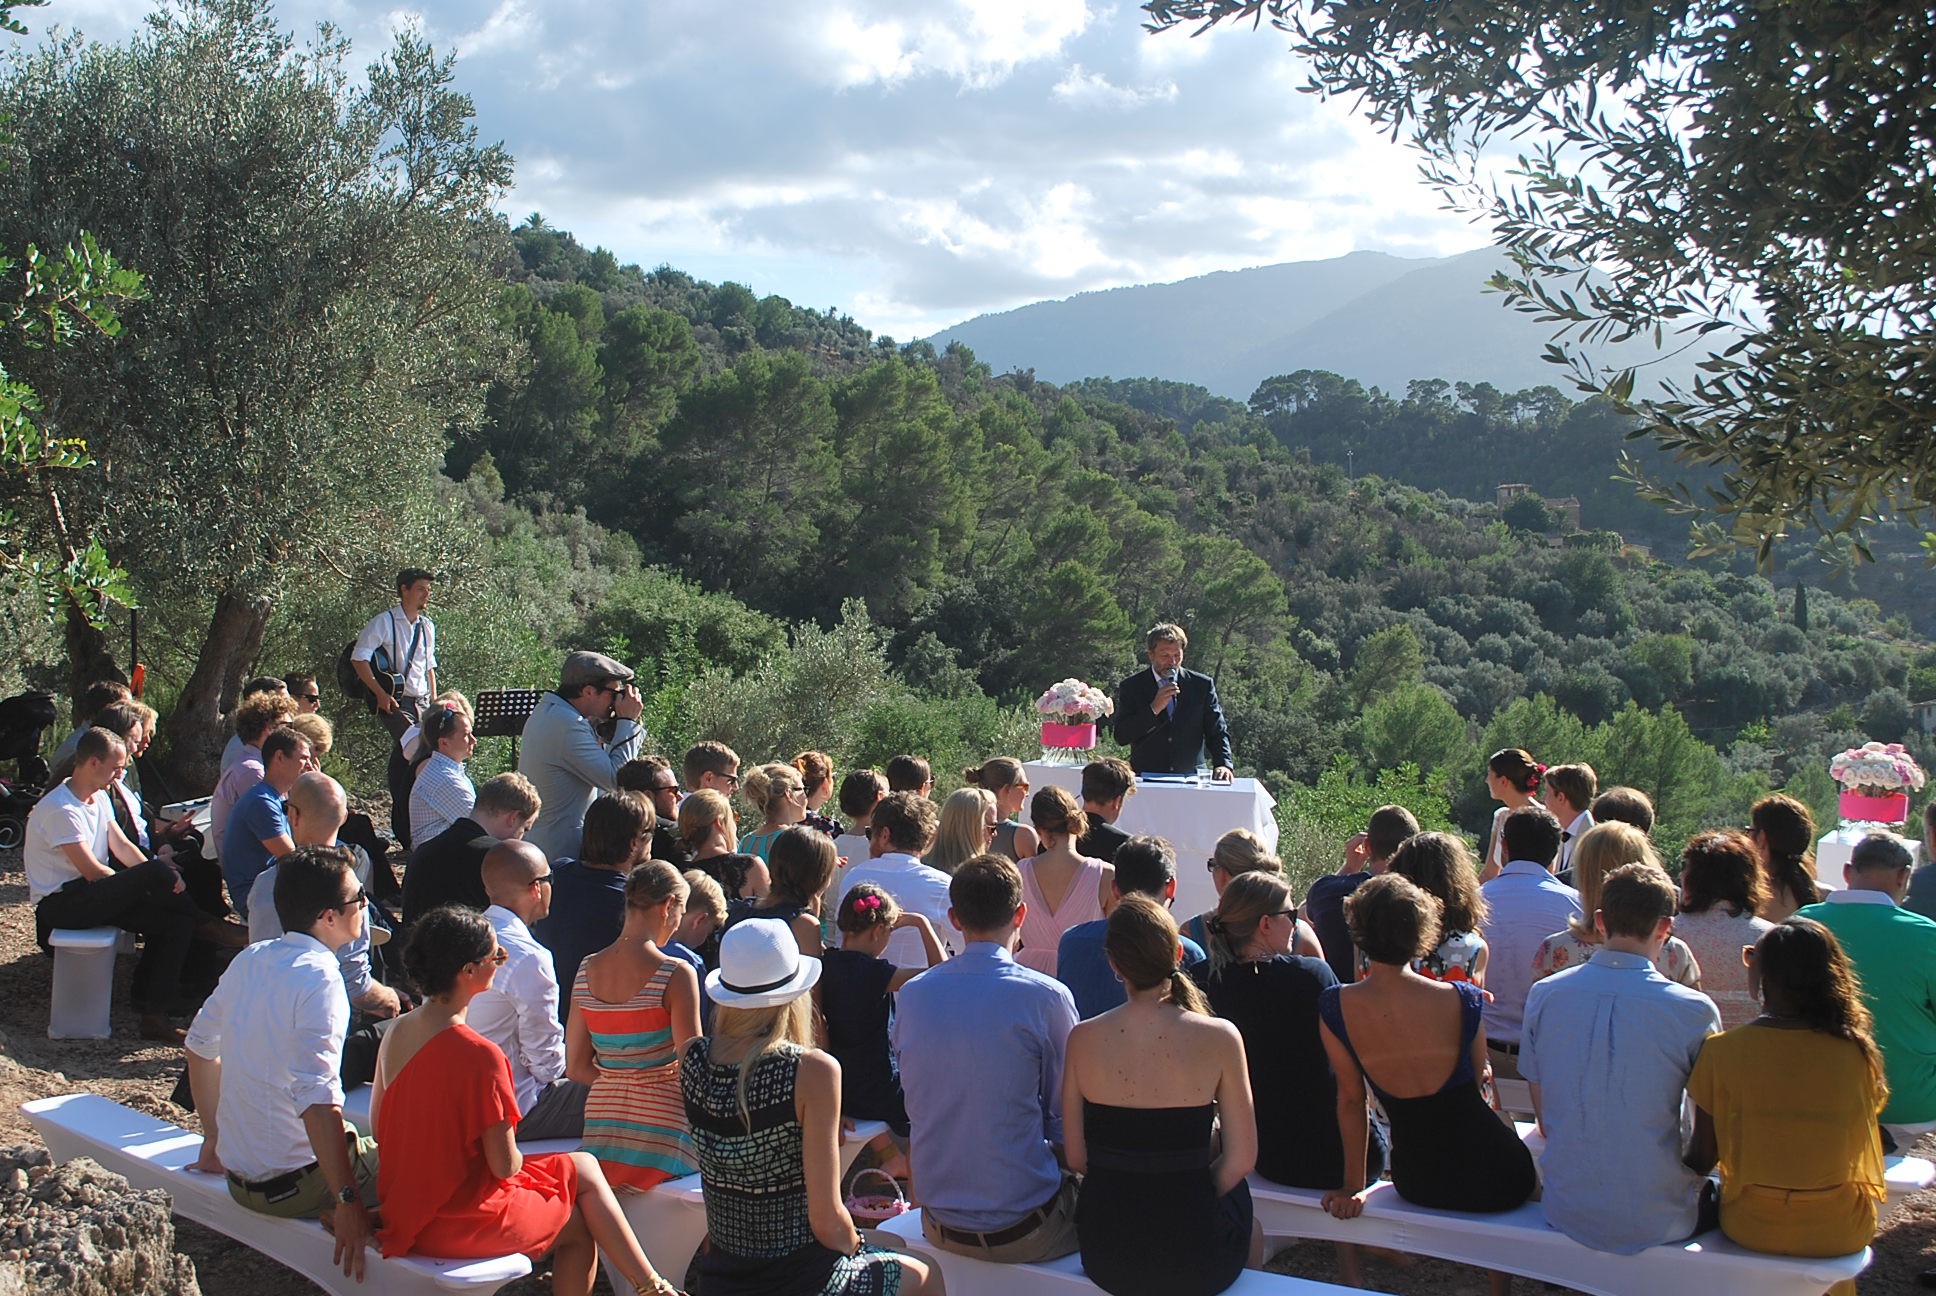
[1358,682,1469,780]
[1278,757,1455,895]
[1347,623,1424,708]
[1143,0,1936,558]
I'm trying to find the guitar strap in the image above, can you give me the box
[387,609,425,700]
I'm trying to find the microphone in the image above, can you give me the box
[1163,667,1178,720]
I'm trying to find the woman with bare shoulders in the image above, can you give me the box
[1064,895,1260,1296]
[1014,786,1115,975]
[1317,875,1535,1292]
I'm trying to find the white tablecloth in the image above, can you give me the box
[1021,761,1277,921]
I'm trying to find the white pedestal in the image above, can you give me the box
[47,927,120,1039]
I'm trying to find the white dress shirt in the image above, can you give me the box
[185,932,350,1182]
[839,852,957,965]
[1556,809,1595,873]
[409,751,476,846]
[350,604,437,701]
[467,905,567,1113]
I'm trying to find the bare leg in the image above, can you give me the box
[1335,1241,1364,1288]
[558,1152,671,1296]
[897,1253,935,1296]
[1246,1219,1265,1269]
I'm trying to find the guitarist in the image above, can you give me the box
[350,568,438,848]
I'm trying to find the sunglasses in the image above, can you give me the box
[479,947,509,966]
[331,887,371,914]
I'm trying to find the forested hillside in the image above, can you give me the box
[422,221,1931,864]
[0,2,1923,877]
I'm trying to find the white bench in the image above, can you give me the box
[1514,1121,1935,1209]
[47,927,134,1039]
[21,1093,532,1295]
[873,1207,1370,1296]
[1239,1174,1868,1296]
[597,1118,893,1291]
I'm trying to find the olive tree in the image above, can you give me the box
[1144,0,1936,560]
[0,0,512,782]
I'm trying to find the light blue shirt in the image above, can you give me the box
[893,941,1076,1231]
[1522,948,1720,1254]
[1479,859,1582,1044]
[1057,919,1205,1019]
[516,691,643,862]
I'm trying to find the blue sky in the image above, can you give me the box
[38,0,1486,339]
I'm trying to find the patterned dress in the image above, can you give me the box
[682,1038,907,1296]
[1530,928,1702,989]
[573,959,697,1189]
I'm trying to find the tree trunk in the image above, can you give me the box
[63,606,127,715]
[159,582,274,793]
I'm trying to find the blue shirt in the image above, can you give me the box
[1056,920,1205,1019]
[530,859,627,1021]
[1479,859,1582,1044]
[893,942,1077,1231]
[223,779,288,913]
[664,940,712,1028]
[1522,948,1720,1254]
[1305,871,1373,983]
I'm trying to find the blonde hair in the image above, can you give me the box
[741,762,804,830]
[286,712,335,758]
[710,997,815,1129]
[1210,828,1282,879]
[1567,821,1661,941]
[929,787,996,875]
[1203,871,1292,979]
[678,788,734,850]
[682,869,728,926]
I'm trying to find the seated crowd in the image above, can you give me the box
[21,649,1933,1296]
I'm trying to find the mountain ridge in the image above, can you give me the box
[928,247,1710,401]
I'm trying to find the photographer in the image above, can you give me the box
[518,652,646,861]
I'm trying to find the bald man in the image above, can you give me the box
[250,773,401,1022]
[466,840,585,1141]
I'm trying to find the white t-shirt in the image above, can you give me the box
[24,783,111,902]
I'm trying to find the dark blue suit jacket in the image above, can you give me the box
[1112,667,1233,775]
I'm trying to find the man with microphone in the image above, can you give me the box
[1112,623,1234,781]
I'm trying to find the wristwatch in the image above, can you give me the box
[337,1184,359,1205]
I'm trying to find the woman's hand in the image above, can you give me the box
[1321,1187,1369,1220]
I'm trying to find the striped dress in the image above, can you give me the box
[572,959,697,1189]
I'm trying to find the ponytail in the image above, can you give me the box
[1167,965,1208,1016]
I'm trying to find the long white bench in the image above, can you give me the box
[873,1206,1372,1296]
[1514,1121,1936,1209]
[22,1093,532,1296]
[1240,1174,1868,1296]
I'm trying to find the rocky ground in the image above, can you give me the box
[0,842,1931,1293]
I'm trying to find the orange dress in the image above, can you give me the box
[375,1024,577,1260]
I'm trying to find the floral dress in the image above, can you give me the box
[1530,928,1702,988]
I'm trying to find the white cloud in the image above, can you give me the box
[23,0,1483,337]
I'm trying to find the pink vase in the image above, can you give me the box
[1040,721,1098,750]
[1838,790,1909,825]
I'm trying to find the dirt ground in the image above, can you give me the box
[1,844,1933,1295]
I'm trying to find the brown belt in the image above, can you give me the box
[928,1188,1060,1249]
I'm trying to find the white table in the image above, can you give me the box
[1022,761,1277,920]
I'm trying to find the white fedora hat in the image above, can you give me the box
[706,918,821,1009]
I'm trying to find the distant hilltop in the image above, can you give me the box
[926,247,1714,401]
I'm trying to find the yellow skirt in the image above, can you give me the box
[1721,1182,1877,1296]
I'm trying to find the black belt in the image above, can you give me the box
[929,1186,1062,1249]
[1492,1041,1522,1055]
[227,1161,316,1197]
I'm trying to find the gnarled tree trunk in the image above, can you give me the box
[158,582,273,793]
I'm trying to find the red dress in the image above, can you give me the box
[375,1024,578,1260]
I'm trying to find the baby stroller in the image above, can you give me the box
[0,690,57,850]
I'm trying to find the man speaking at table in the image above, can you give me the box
[1112,623,1234,781]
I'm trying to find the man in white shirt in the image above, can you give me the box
[186,845,379,1281]
[1542,762,1598,880]
[1479,805,1582,1080]
[468,840,586,1141]
[27,728,214,1043]
[350,566,439,847]
[839,791,955,965]
[518,651,645,862]
[408,703,477,846]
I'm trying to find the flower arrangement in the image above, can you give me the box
[1034,678,1115,724]
[1829,742,1927,796]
